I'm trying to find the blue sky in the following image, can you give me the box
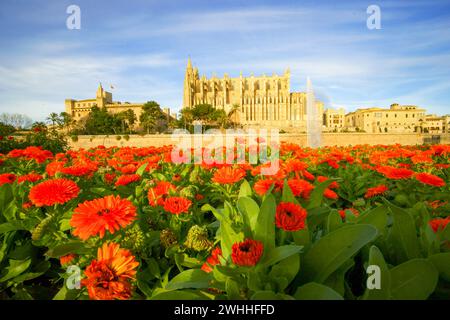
[0,0,449,121]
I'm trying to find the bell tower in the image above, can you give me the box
[183,58,195,108]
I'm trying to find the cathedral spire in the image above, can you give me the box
[187,57,193,70]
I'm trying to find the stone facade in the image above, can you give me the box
[344,104,426,133]
[183,58,324,131]
[323,108,345,131]
[65,84,172,125]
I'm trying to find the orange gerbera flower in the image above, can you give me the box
[60,253,77,266]
[376,166,414,180]
[429,218,450,233]
[17,173,43,184]
[254,179,281,196]
[163,196,192,214]
[231,239,264,267]
[0,173,16,186]
[29,178,79,207]
[115,174,140,187]
[287,179,314,199]
[201,247,222,273]
[82,242,139,300]
[365,185,389,199]
[275,202,308,231]
[212,166,246,184]
[70,195,137,240]
[147,181,176,206]
[415,173,446,187]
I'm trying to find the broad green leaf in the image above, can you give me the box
[255,193,277,252]
[281,180,299,205]
[0,184,14,213]
[136,163,148,176]
[269,254,300,291]
[238,179,253,198]
[226,278,242,300]
[250,291,287,300]
[384,200,421,262]
[8,261,51,286]
[0,221,26,234]
[293,229,311,248]
[356,205,388,236]
[390,259,438,300]
[294,282,344,300]
[237,196,259,237]
[428,253,450,282]
[53,283,81,300]
[307,180,333,209]
[302,224,378,283]
[46,241,91,258]
[261,245,302,267]
[150,290,212,300]
[165,269,212,290]
[219,217,244,259]
[0,259,31,282]
[362,246,391,300]
[326,211,342,233]
[323,259,354,297]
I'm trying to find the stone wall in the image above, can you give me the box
[68,133,449,150]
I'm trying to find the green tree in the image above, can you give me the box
[83,107,121,134]
[139,101,167,134]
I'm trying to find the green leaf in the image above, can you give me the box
[307,180,333,209]
[302,224,378,283]
[46,242,91,258]
[355,205,388,236]
[281,180,299,205]
[219,217,244,259]
[326,211,343,233]
[0,259,31,282]
[8,261,51,286]
[269,254,300,291]
[255,193,277,252]
[0,221,26,234]
[237,196,260,237]
[0,184,14,213]
[261,245,302,267]
[323,259,354,297]
[226,278,243,300]
[53,284,81,300]
[390,259,438,300]
[250,291,287,300]
[165,269,212,290]
[136,163,148,176]
[428,253,450,282]
[294,282,344,300]
[384,199,421,262]
[293,229,311,248]
[362,246,391,300]
[238,179,253,198]
[150,290,211,300]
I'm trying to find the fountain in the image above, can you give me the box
[306,77,322,148]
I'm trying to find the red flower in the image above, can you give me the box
[17,173,43,184]
[287,179,314,199]
[377,166,414,180]
[70,195,137,240]
[115,174,140,187]
[82,242,139,300]
[104,173,116,184]
[365,185,389,199]
[0,173,16,186]
[415,173,445,187]
[29,178,79,207]
[429,218,449,232]
[212,167,246,184]
[60,253,77,266]
[338,208,360,219]
[201,247,222,273]
[317,176,339,189]
[275,202,308,231]
[254,179,281,196]
[163,196,192,214]
[324,188,339,200]
[231,239,264,267]
[148,181,176,206]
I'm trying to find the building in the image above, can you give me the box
[421,115,446,134]
[344,103,426,133]
[65,84,172,125]
[323,108,345,131]
[183,58,323,131]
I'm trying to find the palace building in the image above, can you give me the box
[182,58,323,131]
[64,84,172,126]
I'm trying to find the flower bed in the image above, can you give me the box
[0,143,449,300]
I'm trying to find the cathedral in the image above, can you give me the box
[182,58,323,131]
